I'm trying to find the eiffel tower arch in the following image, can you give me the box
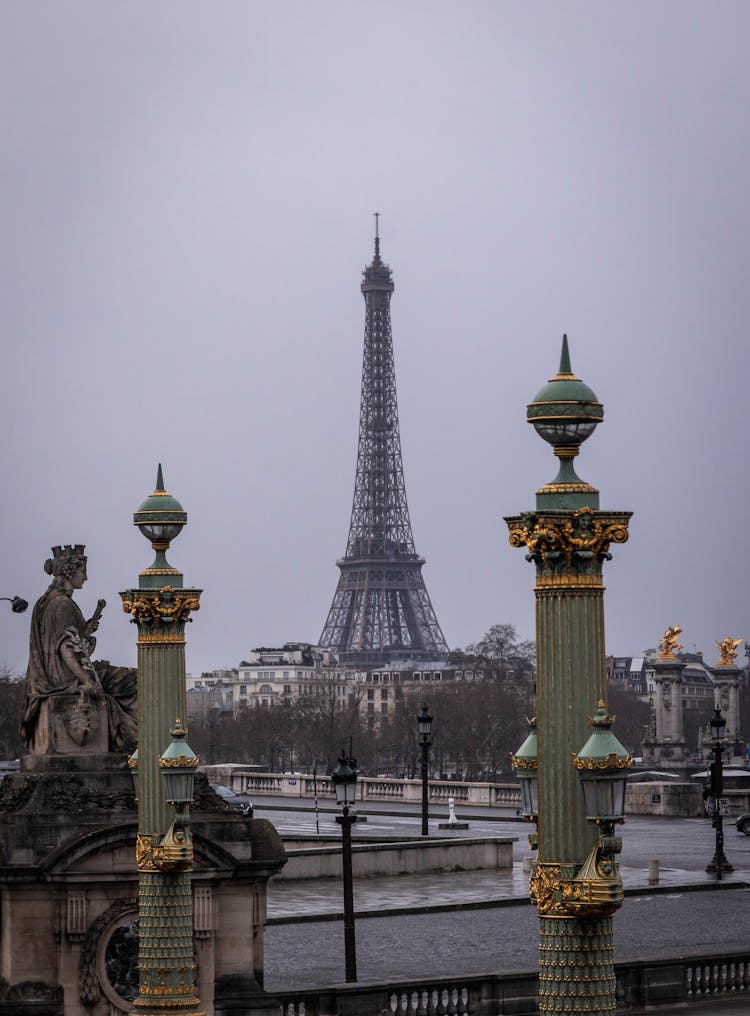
[319,222,448,667]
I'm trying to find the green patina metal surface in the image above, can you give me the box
[527,334,603,412]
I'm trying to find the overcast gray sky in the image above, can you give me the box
[2,2,749,678]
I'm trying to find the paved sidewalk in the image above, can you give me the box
[267,863,749,922]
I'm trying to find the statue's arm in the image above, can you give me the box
[59,631,103,696]
[84,598,106,638]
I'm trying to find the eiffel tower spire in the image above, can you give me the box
[319,223,448,666]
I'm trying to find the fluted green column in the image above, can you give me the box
[505,337,631,1016]
[121,466,204,1016]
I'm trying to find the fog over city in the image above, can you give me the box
[2,3,748,678]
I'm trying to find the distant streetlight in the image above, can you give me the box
[0,596,28,614]
[331,749,358,982]
[417,704,432,837]
[706,706,733,879]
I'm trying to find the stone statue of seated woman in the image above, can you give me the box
[21,545,137,757]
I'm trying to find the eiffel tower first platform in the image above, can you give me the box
[319,221,448,667]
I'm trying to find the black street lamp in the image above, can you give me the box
[331,749,358,982]
[706,706,733,879]
[0,596,27,614]
[417,704,432,837]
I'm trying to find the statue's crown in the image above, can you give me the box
[51,544,86,558]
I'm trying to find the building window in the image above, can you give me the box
[367,689,374,700]
[381,702,388,715]
[367,702,374,714]
[239,685,247,695]
[259,684,273,695]
[283,685,292,695]
[381,688,388,700]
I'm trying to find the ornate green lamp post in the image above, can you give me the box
[121,465,204,1016]
[505,337,632,1016]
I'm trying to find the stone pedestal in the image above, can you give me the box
[712,664,741,745]
[0,764,286,1016]
[643,657,689,766]
[30,693,109,756]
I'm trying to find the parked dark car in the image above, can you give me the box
[210,783,253,817]
[735,813,750,835]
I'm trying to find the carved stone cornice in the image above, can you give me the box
[506,507,630,578]
[120,587,201,632]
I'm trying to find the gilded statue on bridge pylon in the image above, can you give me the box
[658,625,683,659]
[715,637,743,667]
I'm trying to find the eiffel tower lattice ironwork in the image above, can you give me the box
[320,222,448,666]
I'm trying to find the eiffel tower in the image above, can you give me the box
[319,219,448,666]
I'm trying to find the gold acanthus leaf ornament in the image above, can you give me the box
[121,587,200,627]
[508,507,629,568]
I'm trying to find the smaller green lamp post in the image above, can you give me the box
[157,720,200,870]
[569,703,632,916]
[511,719,539,846]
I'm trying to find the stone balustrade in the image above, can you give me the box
[275,950,750,1016]
[226,769,523,809]
[203,766,750,818]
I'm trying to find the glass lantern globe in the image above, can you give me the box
[573,703,632,824]
[133,464,187,548]
[331,751,358,807]
[417,704,433,742]
[526,336,604,507]
[511,720,538,820]
[710,706,726,743]
[159,721,199,806]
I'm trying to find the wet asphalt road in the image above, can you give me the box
[253,798,750,990]
[264,885,750,990]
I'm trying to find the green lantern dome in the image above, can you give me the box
[527,335,603,443]
[133,465,187,587]
[134,464,187,542]
[528,336,603,509]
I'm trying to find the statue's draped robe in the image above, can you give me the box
[22,585,137,751]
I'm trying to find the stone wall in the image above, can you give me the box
[625,781,703,817]
[274,835,515,880]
